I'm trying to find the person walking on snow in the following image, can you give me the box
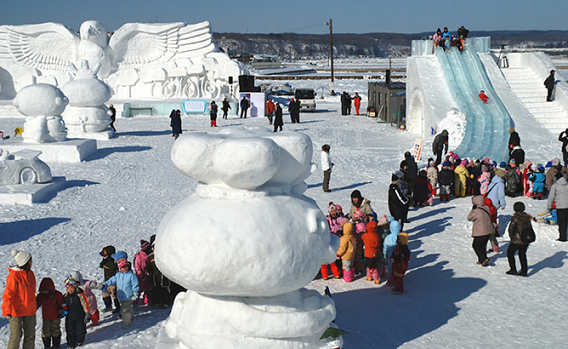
[353,92,362,115]
[506,202,533,276]
[273,103,283,132]
[3,250,36,349]
[544,70,556,102]
[468,196,493,266]
[170,109,182,140]
[221,97,231,119]
[321,144,333,192]
[432,129,449,165]
[266,98,275,125]
[547,171,568,242]
[558,128,568,167]
[209,101,218,127]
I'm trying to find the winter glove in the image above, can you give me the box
[131,292,139,301]
[59,310,68,318]
[84,313,91,324]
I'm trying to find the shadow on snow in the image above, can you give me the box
[0,217,71,245]
[86,146,152,161]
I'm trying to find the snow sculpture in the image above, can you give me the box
[155,128,342,349]
[0,21,245,99]
[0,148,52,185]
[13,83,68,143]
[61,61,112,135]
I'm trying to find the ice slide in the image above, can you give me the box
[408,38,512,162]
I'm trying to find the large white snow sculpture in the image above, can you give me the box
[155,127,342,349]
[13,84,68,143]
[0,21,245,99]
[61,61,113,137]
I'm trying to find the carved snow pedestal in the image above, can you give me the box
[61,61,114,140]
[155,128,343,349]
[3,83,96,163]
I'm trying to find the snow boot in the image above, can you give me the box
[371,268,380,284]
[42,336,51,349]
[52,336,61,349]
[113,298,121,313]
[506,269,517,275]
[365,267,372,281]
[343,269,354,283]
[102,296,112,312]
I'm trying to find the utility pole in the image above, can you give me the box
[325,19,335,95]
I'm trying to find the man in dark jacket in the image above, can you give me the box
[457,26,469,39]
[109,104,116,132]
[559,128,568,167]
[288,98,298,123]
[510,146,525,165]
[544,70,556,102]
[388,172,410,227]
[340,92,348,115]
[432,129,449,165]
[170,110,182,140]
[221,97,231,119]
[240,97,250,118]
[273,103,283,132]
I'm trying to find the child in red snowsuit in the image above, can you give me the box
[479,90,489,103]
[390,233,410,295]
[36,278,65,349]
[362,221,381,284]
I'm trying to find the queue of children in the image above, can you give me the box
[322,191,411,295]
[432,26,469,53]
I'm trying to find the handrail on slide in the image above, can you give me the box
[435,45,511,162]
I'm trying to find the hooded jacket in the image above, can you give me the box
[548,176,568,210]
[362,221,381,258]
[391,233,410,278]
[404,153,418,182]
[337,222,357,261]
[2,266,36,317]
[100,245,117,281]
[64,287,89,322]
[349,198,374,218]
[432,130,449,154]
[486,175,507,209]
[103,268,140,301]
[36,277,65,320]
[388,182,408,220]
[508,212,533,245]
[383,220,402,257]
[467,196,494,237]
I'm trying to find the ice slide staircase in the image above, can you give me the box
[435,44,511,161]
[501,64,568,136]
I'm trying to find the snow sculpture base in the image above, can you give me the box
[66,129,114,141]
[162,289,338,349]
[0,176,65,205]
[0,139,97,163]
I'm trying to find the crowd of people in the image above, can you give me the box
[340,92,362,116]
[432,26,469,53]
[2,236,186,349]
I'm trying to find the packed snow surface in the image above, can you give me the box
[0,81,567,348]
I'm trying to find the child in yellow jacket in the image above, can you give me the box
[337,222,357,282]
[454,159,470,197]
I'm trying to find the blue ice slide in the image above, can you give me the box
[436,45,511,162]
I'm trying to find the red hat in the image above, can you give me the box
[117,259,129,269]
[140,240,151,251]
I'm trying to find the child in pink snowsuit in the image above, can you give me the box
[478,166,491,195]
[134,240,152,305]
[351,209,367,274]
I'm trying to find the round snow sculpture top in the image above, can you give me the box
[13,83,68,116]
[171,127,313,190]
[62,78,111,107]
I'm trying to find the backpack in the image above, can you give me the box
[520,222,536,244]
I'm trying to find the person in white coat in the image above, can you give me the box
[321,144,333,192]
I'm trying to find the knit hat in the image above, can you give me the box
[64,277,77,288]
[452,153,459,160]
[117,259,129,269]
[328,202,337,213]
[350,190,362,200]
[335,204,343,212]
[538,165,545,172]
[460,159,467,166]
[552,158,561,166]
[499,161,507,169]
[513,202,525,213]
[11,250,31,267]
[140,240,151,251]
[545,161,552,168]
[442,162,450,167]
[483,157,490,164]
[111,251,128,262]
[509,128,515,134]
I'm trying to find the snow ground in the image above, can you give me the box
[1,92,567,349]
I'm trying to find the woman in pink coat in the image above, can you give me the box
[134,240,152,305]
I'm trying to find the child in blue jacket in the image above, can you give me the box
[529,165,546,200]
[103,259,139,328]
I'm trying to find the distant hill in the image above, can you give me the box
[212,30,568,58]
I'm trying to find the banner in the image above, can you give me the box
[182,100,207,113]
[412,138,424,162]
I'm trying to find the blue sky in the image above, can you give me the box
[1,0,567,34]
